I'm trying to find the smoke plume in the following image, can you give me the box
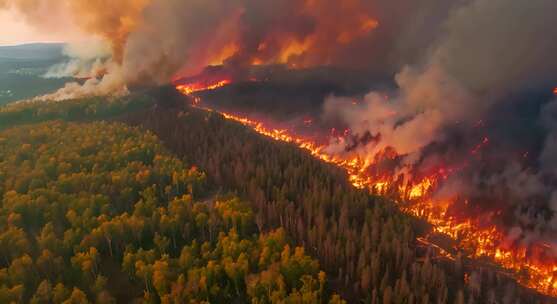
[323,0,557,246]
[1,0,148,99]
[2,0,463,99]
[43,38,111,79]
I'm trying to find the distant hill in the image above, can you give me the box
[0,43,70,105]
[0,43,65,61]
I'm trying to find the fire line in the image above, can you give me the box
[175,80,557,298]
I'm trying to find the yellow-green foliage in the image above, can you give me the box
[0,121,341,303]
[0,95,153,130]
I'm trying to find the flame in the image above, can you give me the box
[360,18,380,32]
[193,8,379,69]
[337,17,379,44]
[170,3,382,81]
[553,87,557,95]
[176,79,232,95]
[278,38,314,65]
[209,43,240,66]
[408,178,433,199]
[251,58,264,66]
[176,82,557,298]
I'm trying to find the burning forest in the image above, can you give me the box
[3,0,557,302]
[171,73,557,298]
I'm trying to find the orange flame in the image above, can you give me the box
[176,79,232,95]
[278,38,313,65]
[189,11,380,69]
[337,17,379,44]
[176,82,557,298]
[209,43,240,66]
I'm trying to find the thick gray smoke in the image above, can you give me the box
[122,0,243,85]
[323,0,557,247]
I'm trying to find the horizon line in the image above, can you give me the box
[0,41,66,47]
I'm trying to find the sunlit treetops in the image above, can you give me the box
[0,94,155,131]
[0,121,343,303]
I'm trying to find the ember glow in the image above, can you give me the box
[176,81,557,297]
[176,79,232,95]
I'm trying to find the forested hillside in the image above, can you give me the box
[0,44,70,106]
[0,95,154,130]
[0,120,343,303]
[0,91,554,303]
[122,95,555,304]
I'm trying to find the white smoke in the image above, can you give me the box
[38,38,129,101]
[323,61,473,163]
[37,62,127,102]
[44,38,111,79]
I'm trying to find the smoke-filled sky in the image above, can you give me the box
[0,0,459,83]
[319,0,557,251]
[0,1,100,46]
[0,9,82,45]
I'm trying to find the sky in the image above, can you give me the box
[0,9,82,46]
[0,10,51,45]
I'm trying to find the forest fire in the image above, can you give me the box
[3,0,557,302]
[176,81,557,298]
[176,79,232,95]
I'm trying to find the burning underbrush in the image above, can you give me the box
[172,73,557,298]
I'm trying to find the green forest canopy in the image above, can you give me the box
[0,121,344,303]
